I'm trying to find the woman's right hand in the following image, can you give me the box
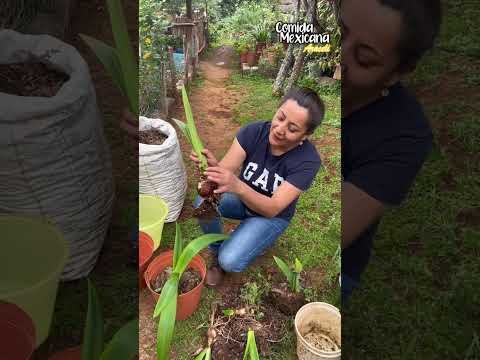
[190,149,219,168]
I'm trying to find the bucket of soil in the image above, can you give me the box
[139,194,169,250]
[0,301,36,360]
[0,215,69,347]
[294,302,341,360]
[144,250,206,321]
[139,231,155,289]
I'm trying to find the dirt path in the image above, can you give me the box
[173,46,242,162]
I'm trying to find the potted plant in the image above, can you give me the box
[139,231,155,289]
[49,280,138,360]
[237,41,250,64]
[254,23,270,57]
[147,223,227,360]
[246,42,257,66]
[263,42,284,66]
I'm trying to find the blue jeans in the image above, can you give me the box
[193,193,289,272]
[341,272,360,305]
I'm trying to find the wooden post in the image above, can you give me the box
[161,62,168,118]
[186,0,192,20]
[168,46,181,103]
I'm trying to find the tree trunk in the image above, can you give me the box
[186,0,192,19]
[285,46,306,93]
[272,0,303,96]
[272,44,295,96]
[284,0,317,92]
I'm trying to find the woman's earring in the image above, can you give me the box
[381,88,390,97]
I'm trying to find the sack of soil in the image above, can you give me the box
[0,30,114,280]
[139,117,187,222]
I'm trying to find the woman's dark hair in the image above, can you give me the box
[280,87,325,134]
[378,0,442,72]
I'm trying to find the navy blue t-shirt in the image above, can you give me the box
[236,121,321,221]
[342,82,433,281]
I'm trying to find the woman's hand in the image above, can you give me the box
[190,149,219,168]
[120,109,138,139]
[204,166,242,194]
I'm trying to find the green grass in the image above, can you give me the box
[155,70,341,359]
[226,72,341,133]
[343,1,480,358]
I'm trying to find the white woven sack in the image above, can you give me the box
[139,117,187,222]
[0,30,115,280]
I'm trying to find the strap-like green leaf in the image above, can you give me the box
[181,86,208,170]
[153,274,180,319]
[106,0,138,115]
[174,234,228,275]
[100,319,138,360]
[173,222,183,269]
[273,256,294,286]
[171,118,192,144]
[242,330,260,360]
[79,34,126,98]
[156,289,178,360]
[294,258,303,273]
[82,279,104,360]
[194,347,211,360]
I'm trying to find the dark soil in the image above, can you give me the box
[193,197,220,221]
[303,329,340,352]
[198,179,218,198]
[267,282,307,316]
[0,62,69,97]
[151,267,202,295]
[139,129,167,145]
[211,288,289,359]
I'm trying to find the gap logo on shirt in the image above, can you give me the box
[242,161,284,194]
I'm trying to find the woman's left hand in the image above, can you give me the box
[204,167,242,194]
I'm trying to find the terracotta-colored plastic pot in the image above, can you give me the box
[144,250,207,321]
[246,51,256,66]
[139,232,155,289]
[0,301,36,360]
[240,51,248,64]
[256,42,266,58]
[48,346,82,360]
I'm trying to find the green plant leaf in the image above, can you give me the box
[156,287,178,360]
[181,86,208,170]
[223,309,235,317]
[153,274,180,318]
[171,118,193,144]
[205,347,212,360]
[194,347,212,360]
[174,234,228,275]
[294,258,303,273]
[293,273,300,293]
[242,330,260,360]
[100,319,138,360]
[79,34,126,98]
[273,256,294,286]
[82,279,104,360]
[106,0,138,115]
[173,222,183,269]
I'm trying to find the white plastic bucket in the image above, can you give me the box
[294,302,341,360]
